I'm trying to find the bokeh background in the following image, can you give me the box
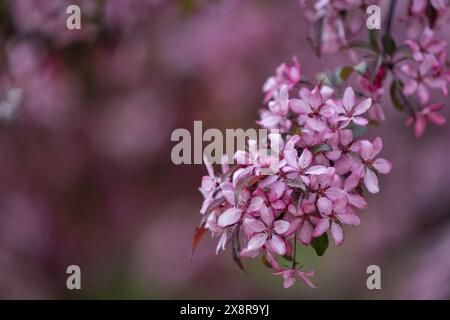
[0,0,449,299]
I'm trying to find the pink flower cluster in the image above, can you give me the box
[196,58,392,288]
[400,26,449,136]
[195,0,450,289]
[301,0,379,53]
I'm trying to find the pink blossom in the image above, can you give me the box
[406,103,447,137]
[312,197,360,246]
[405,27,447,62]
[355,138,392,194]
[263,57,301,102]
[282,147,328,183]
[257,85,292,132]
[334,87,372,128]
[290,84,335,131]
[273,268,316,289]
[287,201,318,245]
[401,55,448,104]
[241,213,290,256]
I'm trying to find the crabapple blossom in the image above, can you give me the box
[405,27,447,62]
[195,0,450,288]
[196,55,392,287]
[355,138,392,194]
[406,103,447,137]
[263,56,301,102]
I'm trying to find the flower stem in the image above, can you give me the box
[292,232,298,268]
[385,0,397,36]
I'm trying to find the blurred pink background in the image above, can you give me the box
[0,0,449,299]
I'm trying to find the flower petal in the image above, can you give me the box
[218,208,243,227]
[298,148,313,169]
[331,221,344,245]
[269,234,286,255]
[312,217,330,237]
[372,158,392,174]
[274,220,290,235]
[354,98,372,115]
[244,218,267,233]
[299,221,313,245]
[336,213,361,226]
[246,233,268,251]
[364,168,379,194]
[317,197,332,215]
[343,87,355,111]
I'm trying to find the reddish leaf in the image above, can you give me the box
[189,226,207,260]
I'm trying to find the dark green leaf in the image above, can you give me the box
[382,34,397,55]
[346,40,377,52]
[311,233,329,256]
[368,29,380,52]
[390,80,405,111]
[339,66,353,81]
[347,123,368,138]
[311,143,332,155]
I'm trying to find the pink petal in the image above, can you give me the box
[428,112,446,125]
[216,232,228,254]
[298,148,313,169]
[306,117,327,131]
[248,196,264,212]
[269,234,286,255]
[343,87,355,111]
[339,129,353,146]
[246,233,268,251]
[372,158,392,174]
[201,176,216,192]
[352,117,369,126]
[260,205,274,227]
[244,218,267,233]
[343,173,361,192]
[403,80,418,96]
[417,83,430,104]
[271,200,287,210]
[218,208,243,227]
[336,213,361,226]
[359,140,374,161]
[310,86,323,109]
[414,113,427,137]
[364,168,379,194]
[274,220,290,235]
[297,271,316,288]
[290,99,312,114]
[312,217,330,237]
[330,221,344,246]
[354,98,372,115]
[317,197,332,215]
[347,194,368,209]
[258,175,279,189]
[305,165,329,175]
[299,221,313,245]
[372,137,383,157]
[325,150,342,161]
[283,149,299,169]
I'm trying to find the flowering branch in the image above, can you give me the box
[193,0,449,289]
